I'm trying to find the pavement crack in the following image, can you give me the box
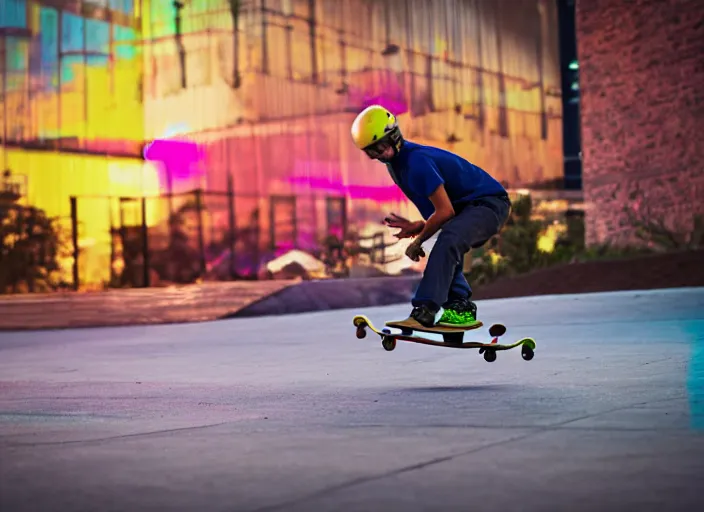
[4,421,229,447]
[639,357,673,366]
[247,393,689,512]
[545,393,687,430]
[247,429,539,512]
[338,423,688,432]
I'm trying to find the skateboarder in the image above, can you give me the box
[350,105,511,328]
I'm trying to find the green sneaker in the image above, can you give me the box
[437,298,479,327]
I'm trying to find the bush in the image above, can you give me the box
[464,191,701,288]
[497,194,545,274]
[466,195,589,285]
[0,201,70,293]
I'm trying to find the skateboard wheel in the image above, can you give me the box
[521,345,534,361]
[381,336,396,352]
[488,324,507,337]
[483,349,497,363]
[356,326,367,339]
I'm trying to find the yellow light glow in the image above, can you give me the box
[6,149,163,287]
[537,222,567,253]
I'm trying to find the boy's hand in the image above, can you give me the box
[383,213,424,239]
[405,240,426,262]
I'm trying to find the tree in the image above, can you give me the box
[0,198,69,293]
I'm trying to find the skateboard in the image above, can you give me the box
[352,314,536,363]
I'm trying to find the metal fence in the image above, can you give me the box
[64,187,399,291]
[2,179,583,294]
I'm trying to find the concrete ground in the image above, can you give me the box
[1,288,703,512]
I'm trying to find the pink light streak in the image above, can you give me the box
[143,138,204,183]
[288,176,407,202]
[359,95,409,116]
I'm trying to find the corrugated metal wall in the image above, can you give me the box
[1,0,565,287]
[142,0,564,255]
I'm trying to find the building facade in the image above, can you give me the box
[141,0,564,275]
[2,0,565,288]
[577,0,704,247]
[0,0,162,287]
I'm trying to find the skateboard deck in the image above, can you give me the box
[385,317,484,333]
[353,314,536,363]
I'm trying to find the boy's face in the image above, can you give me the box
[363,141,395,161]
[379,146,395,160]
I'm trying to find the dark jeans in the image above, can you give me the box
[412,195,511,309]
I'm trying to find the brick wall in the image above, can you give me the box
[576,0,704,247]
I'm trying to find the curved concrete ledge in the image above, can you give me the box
[0,281,295,331]
[226,275,422,318]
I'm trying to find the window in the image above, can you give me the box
[0,0,27,29]
[109,0,135,17]
[85,18,110,55]
[61,13,85,56]
[3,37,31,142]
[269,195,297,253]
[114,26,137,60]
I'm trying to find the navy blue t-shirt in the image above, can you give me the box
[386,141,507,219]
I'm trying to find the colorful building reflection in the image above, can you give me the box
[1,0,158,288]
[1,0,564,289]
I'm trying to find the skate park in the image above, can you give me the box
[2,0,704,510]
[1,287,703,511]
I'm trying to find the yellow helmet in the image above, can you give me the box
[350,105,404,160]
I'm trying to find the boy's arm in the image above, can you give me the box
[405,184,454,261]
[403,153,455,261]
[412,184,455,245]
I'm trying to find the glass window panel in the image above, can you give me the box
[114,26,137,60]
[85,18,110,54]
[61,13,85,54]
[109,0,134,16]
[0,0,27,29]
